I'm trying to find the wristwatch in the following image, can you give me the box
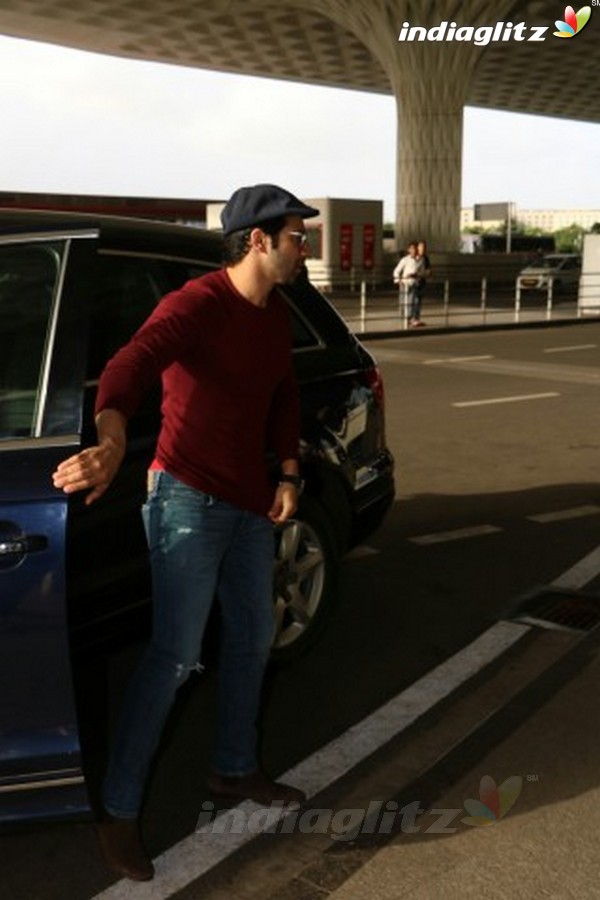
[278,474,305,494]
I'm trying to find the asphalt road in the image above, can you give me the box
[2,321,599,900]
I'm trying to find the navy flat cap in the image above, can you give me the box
[221,184,320,235]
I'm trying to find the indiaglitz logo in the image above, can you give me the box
[397,5,592,44]
[554,5,591,36]
[397,20,549,45]
[462,775,523,827]
[196,774,526,840]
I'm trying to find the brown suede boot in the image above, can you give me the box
[95,814,155,882]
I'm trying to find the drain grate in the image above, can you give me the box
[511,588,600,633]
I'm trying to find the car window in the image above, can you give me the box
[86,253,168,380]
[283,278,350,349]
[87,255,224,381]
[0,241,64,440]
[289,304,321,349]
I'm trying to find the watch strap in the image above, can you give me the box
[279,474,304,492]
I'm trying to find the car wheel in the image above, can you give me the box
[271,496,338,662]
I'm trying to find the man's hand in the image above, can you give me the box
[268,483,298,524]
[52,409,126,505]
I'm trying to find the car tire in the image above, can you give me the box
[271,495,338,662]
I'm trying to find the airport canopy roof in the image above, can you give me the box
[2,0,599,123]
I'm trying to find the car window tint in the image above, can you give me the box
[167,263,213,284]
[87,254,166,380]
[289,305,321,349]
[0,241,63,439]
[87,256,219,380]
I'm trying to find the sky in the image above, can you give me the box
[1,33,599,221]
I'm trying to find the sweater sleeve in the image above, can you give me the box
[266,364,301,463]
[95,283,210,419]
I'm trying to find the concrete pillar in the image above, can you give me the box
[389,46,475,252]
[308,0,517,251]
[395,97,464,253]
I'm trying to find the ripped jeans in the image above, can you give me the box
[102,470,275,819]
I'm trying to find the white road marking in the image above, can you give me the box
[90,621,530,900]
[344,545,381,559]
[528,505,600,524]
[373,348,600,388]
[410,525,503,545]
[543,344,597,353]
[423,355,494,365]
[410,507,600,544]
[550,543,600,591]
[452,392,560,408]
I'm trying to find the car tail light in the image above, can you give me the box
[365,366,385,408]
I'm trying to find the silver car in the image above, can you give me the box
[517,253,581,294]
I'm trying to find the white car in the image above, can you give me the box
[517,253,581,293]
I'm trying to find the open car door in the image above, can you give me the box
[0,229,97,823]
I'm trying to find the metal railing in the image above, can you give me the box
[325,274,600,334]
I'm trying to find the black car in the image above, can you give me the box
[0,209,394,824]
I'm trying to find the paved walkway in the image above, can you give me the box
[163,613,600,900]
[323,630,600,900]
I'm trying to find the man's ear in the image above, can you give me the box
[249,228,268,252]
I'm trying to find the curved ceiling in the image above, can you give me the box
[1,0,598,122]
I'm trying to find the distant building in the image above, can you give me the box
[516,209,600,231]
[461,207,600,232]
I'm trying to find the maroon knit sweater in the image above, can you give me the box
[95,268,300,516]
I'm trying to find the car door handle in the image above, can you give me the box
[0,535,48,557]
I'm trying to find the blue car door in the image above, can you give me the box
[0,229,97,823]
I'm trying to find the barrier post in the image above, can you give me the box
[546,277,554,320]
[360,280,367,333]
[398,283,409,329]
[481,277,487,325]
[444,280,450,327]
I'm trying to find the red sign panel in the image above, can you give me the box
[363,224,375,270]
[340,223,353,271]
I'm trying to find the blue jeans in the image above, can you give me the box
[102,470,275,819]
[407,281,420,321]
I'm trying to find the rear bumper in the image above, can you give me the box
[350,451,395,543]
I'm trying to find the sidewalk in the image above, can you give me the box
[166,616,600,900]
[318,629,600,900]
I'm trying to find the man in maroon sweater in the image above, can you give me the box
[53,184,319,881]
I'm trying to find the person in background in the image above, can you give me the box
[392,241,424,327]
[52,183,319,882]
[415,239,432,325]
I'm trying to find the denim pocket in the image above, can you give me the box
[161,475,216,509]
[146,468,161,497]
[142,470,164,543]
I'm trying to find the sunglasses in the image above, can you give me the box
[287,230,309,247]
